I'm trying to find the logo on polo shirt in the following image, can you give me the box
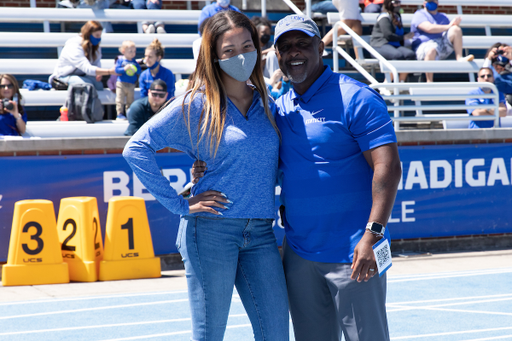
[305,117,326,124]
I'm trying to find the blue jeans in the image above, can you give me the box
[131,0,162,9]
[311,1,338,14]
[59,75,104,91]
[177,216,289,341]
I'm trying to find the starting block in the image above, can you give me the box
[56,197,104,282]
[2,200,69,286]
[99,196,161,281]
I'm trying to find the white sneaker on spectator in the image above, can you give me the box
[145,24,155,34]
[459,54,474,62]
[156,26,166,34]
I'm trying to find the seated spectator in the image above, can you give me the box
[198,0,241,34]
[364,0,384,13]
[250,16,280,80]
[483,44,512,115]
[411,0,474,83]
[131,0,166,34]
[321,0,363,52]
[140,39,175,101]
[0,74,26,136]
[311,0,337,14]
[49,21,116,91]
[124,80,168,136]
[370,0,415,82]
[467,67,507,129]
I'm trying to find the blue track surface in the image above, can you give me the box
[1,267,511,341]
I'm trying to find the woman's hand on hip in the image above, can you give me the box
[187,190,231,215]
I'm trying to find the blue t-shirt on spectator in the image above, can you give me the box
[467,87,505,129]
[0,109,28,136]
[411,9,450,50]
[139,65,175,101]
[275,66,396,263]
[115,56,141,84]
[198,3,241,35]
[389,26,404,48]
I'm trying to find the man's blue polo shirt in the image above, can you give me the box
[275,66,396,263]
[466,87,505,129]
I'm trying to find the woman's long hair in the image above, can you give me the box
[184,10,279,157]
[383,0,402,29]
[81,21,103,62]
[0,74,23,113]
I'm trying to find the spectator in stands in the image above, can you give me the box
[467,67,507,129]
[49,21,117,91]
[115,40,141,120]
[250,16,280,81]
[321,0,363,50]
[0,74,26,136]
[131,0,166,34]
[267,69,291,100]
[124,80,167,136]
[370,0,415,82]
[197,0,241,34]
[311,0,337,14]
[123,10,289,341]
[484,44,512,115]
[410,0,474,83]
[364,0,384,13]
[193,17,210,62]
[139,39,175,101]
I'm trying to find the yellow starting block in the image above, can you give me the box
[2,200,69,286]
[57,197,104,282]
[99,196,161,281]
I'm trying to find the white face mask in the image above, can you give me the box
[218,50,257,82]
[217,0,230,8]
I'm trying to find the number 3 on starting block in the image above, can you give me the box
[99,196,161,281]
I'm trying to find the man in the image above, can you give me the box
[411,0,474,82]
[484,45,512,114]
[124,80,168,136]
[192,15,401,341]
[467,67,507,129]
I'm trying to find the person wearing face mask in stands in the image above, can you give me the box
[410,0,474,82]
[139,38,175,101]
[49,21,116,91]
[250,16,281,82]
[371,0,416,82]
[123,11,289,341]
[483,44,512,115]
[197,0,241,35]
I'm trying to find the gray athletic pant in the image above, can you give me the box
[282,238,390,341]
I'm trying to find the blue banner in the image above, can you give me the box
[1,144,511,262]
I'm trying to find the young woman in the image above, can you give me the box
[370,0,415,82]
[49,21,116,91]
[139,39,175,101]
[123,11,289,341]
[0,74,26,136]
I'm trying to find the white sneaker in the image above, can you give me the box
[145,24,155,34]
[156,26,166,34]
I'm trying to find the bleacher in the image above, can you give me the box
[1,1,512,135]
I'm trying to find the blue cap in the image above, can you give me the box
[274,15,321,45]
[495,54,510,66]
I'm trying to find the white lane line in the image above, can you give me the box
[387,296,512,312]
[387,293,512,306]
[462,334,512,341]
[388,304,512,317]
[0,314,248,336]
[388,269,512,283]
[391,326,512,340]
[99,323,253,341]
[389,268,512,280]
[0,291,188,306]
[0,299,189,320]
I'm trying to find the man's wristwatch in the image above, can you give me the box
[366,221,385,236]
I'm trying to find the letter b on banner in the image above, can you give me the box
[56,197,104,282]
[99,196,161,281]
[2,200,69,286]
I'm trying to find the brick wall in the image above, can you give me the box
[2,0,512,14]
